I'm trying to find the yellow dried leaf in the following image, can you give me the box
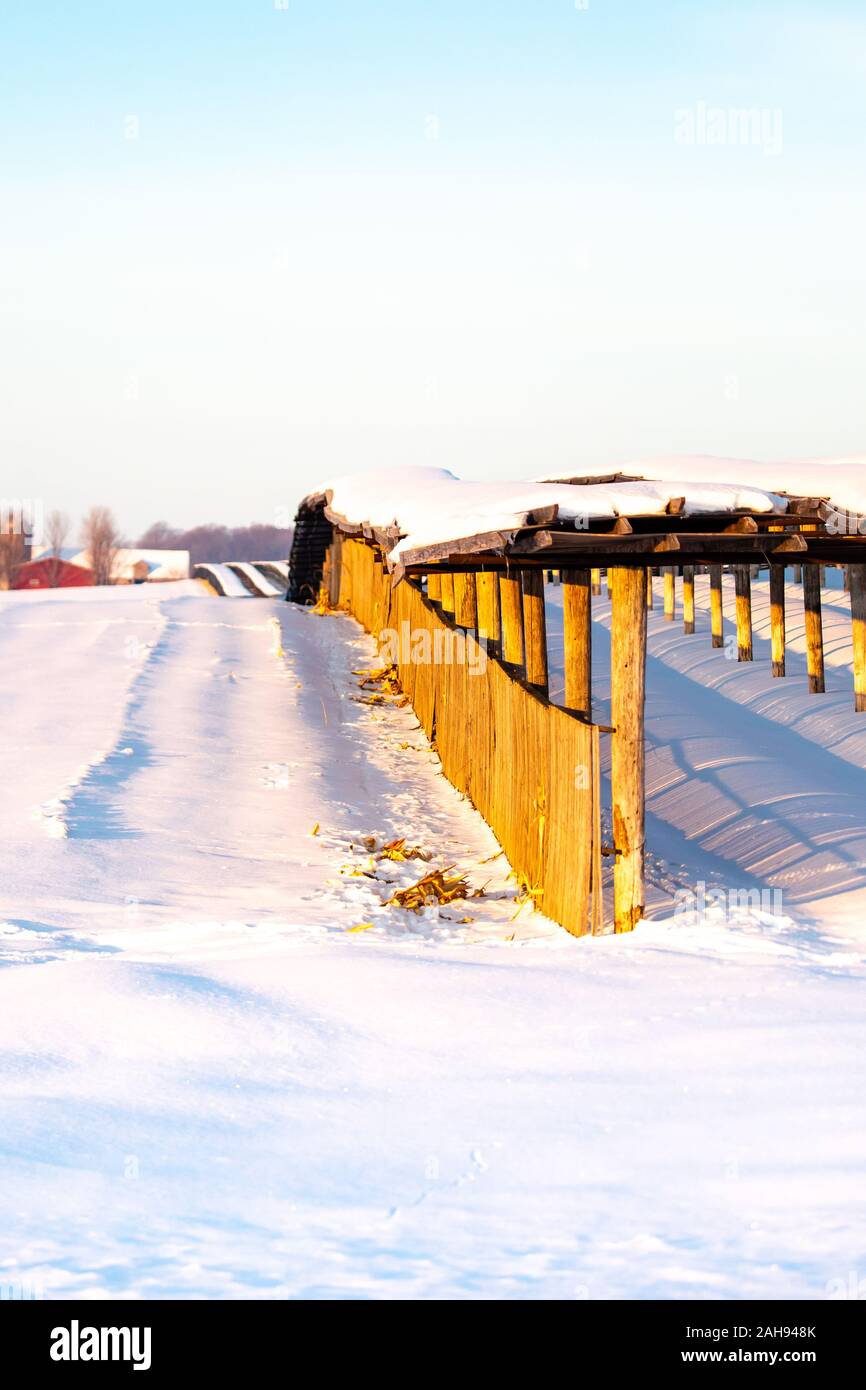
[386,867,471,912]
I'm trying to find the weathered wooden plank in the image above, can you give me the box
[734,566,753,661]
[709,564,724,648]
[453,571,477,628]
[440,571,455,616]
[850,565,866,712]
[499,573,524,668]
[475,570,501,648]
[562,569,591,718]
[770,566,786,677]
[522,570,548,691]
[591,725,603,935]
[664,567,675,622]
[803,564,825,693]
[610,567,647,933]
[683,565,695,634]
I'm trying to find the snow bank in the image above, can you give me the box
[229,562,283,598]
[313,466,786,564]
[194,563,252,598]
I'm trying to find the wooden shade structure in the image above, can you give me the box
[290,479,866,940]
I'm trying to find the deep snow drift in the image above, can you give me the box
[0,579,864,1300]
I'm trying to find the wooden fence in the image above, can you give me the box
[330,537,604,936]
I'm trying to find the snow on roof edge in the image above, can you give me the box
[302,465,788,566]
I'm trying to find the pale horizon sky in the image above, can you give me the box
[2,0,865,539]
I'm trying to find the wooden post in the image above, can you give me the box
[683,566,695,634]
[769,566,786,677]
[476,571,501,650]
[453,572,477,629]
[427,571,441,604]
[646,569,654,609]
[499,572,524,668]
[709,565,724,648]
[793,564,802,584]
[663,567,675,621]
[522,570,548,692]
[803,565,825,693]
[734,566,752,661]
[591,726,603,935]
[440,571,455,616]
[610,568,647,933]
[562,569,591,717]
[850,564,866,712]
[328,533,343,607]
[591,568,602,596]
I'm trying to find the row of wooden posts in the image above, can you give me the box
[425,564,646,933]
[429,559,866,714]
[420,556,866,933]
[609,561,865,709]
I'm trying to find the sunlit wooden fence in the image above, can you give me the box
[329,536,604,936]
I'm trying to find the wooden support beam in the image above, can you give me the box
[850,565,866,713]
[734,566,753,661]
[562,569,591,717]
[499,572,524,668]
[646,569,654,608]
[591,568,602,596]
[769,566,786,677]
[591,727,603,935]
[709,565,724,648]
[610,567,647,933]
[664,567,675,621]
[453,571,477,629]
[683,565,695,634]
[426,572,441,604]
[439,571,455,615]
[803,564,826,693]
[521,570,548,691]
[475,571,501,649]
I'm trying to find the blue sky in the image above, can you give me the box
[2,1,865,536]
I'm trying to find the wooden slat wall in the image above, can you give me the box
[336,539,596,935]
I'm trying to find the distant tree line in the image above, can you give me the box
[138,521,294,565]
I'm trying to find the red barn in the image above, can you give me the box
[13,558,93,589]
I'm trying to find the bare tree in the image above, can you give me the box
[44,510,70,587]
[81,506,122,586]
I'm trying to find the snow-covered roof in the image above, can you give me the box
[544,455,866,518]
[31,545,190,580]
[311,465,788,564]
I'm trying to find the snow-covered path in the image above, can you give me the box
[0,582,865,1300]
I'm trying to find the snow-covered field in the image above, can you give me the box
[1,577,864,1300]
